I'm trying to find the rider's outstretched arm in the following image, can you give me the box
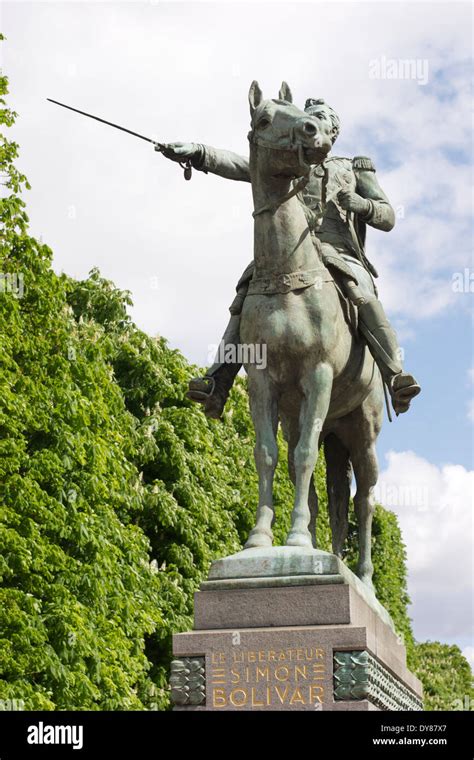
[193,144,250,182]
[158,142,250,182]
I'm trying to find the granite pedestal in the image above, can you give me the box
[171,547,423,711]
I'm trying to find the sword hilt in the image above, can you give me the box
[154,142,192,180]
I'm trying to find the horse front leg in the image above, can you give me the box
[245,370,279,549]
[287,439,319,549]
[287,363,333,548]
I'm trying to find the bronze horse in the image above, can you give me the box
[240,81,383,590]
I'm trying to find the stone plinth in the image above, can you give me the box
[171,547,423,711]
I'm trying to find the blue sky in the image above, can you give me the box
[2,0,473,668]
[377,308,473,470]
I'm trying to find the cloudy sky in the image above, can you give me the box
[2,1,472,672]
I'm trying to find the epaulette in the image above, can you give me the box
[352,156,376,171]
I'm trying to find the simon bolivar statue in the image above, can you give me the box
[158,97,420,419]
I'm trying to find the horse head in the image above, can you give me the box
[247,80,333,178]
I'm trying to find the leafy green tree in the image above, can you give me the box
[409,642,474,711]
[0,56,163,710]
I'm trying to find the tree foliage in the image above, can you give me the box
[409,643,473,712]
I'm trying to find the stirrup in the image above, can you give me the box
[187,376,216,402]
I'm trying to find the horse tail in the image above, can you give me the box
[324,433,352,557]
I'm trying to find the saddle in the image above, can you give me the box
[230,253,360,337]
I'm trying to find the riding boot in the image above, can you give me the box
[187,314,242,419]
[357,299,421,414]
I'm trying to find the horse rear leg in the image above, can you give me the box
[245,371,279,549]
[324,433,352,557]
[340,386,383,590]
[287,363,333,548]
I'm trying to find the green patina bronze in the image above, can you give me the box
[159,91,420,422]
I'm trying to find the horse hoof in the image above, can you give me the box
[244,528,273,549]
[286,531,313,548]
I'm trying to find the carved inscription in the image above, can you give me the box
[210,647,326,708]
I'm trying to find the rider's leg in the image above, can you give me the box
[344,279,421,414]
[187,313,242,419]
[187,263,254,419]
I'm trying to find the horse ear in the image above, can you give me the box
[278,81,293,103]
[249,80,263,115]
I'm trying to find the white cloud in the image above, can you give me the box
[376,450,474,643]
[375,248,457,319]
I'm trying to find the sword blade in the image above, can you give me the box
[46,98,163,149]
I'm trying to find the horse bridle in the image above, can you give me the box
[248,124,315,217]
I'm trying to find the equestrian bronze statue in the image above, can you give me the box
[159,82,420,589]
